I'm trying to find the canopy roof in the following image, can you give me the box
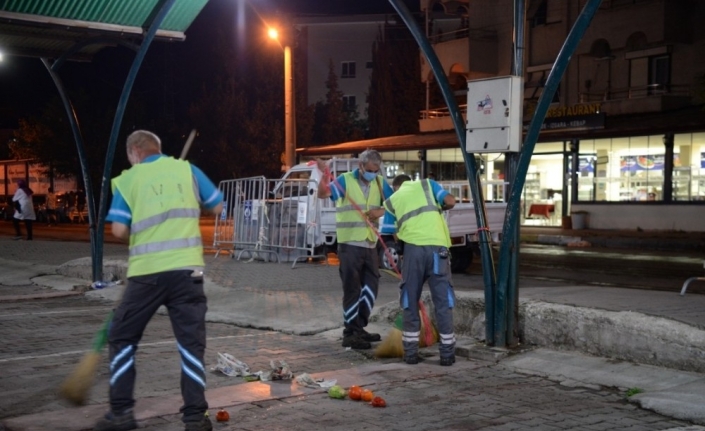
[0,0,208,61]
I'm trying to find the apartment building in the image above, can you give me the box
[298,0,705,231]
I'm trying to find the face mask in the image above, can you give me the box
[361,170,378,182]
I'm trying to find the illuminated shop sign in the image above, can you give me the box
[523,103,605,133]
[620,154,681,171]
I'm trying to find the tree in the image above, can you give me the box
[187,28,285,181]
[367,21,424,138]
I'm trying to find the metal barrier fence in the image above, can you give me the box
[213,176,326,267]
[213,176,266,258]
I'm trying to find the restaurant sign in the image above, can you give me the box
[524,103,605,133]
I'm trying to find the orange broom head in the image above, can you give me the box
[375,310,439,358]
[59,351,101,406]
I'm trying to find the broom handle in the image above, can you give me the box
[91,311,113,353]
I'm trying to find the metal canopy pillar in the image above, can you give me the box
[388,0,498,342]
[494,0,603,345]
[391,0,603,347]
[37,0,177,281]
[92,0,178,281]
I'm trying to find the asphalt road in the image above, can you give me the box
[1,219,702,294]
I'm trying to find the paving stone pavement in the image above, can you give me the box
[1,235,705,430]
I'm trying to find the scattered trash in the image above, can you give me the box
[328,385,347,399]
[295,373,337,389]
[90,280,122,289]
[259,360,293,381]
[212,353,251,377]
[371,396,387,407]
[215,409,230,422]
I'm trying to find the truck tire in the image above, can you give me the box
[450,247,473,273]
[379,239,402,272]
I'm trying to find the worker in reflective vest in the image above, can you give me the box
[96,130,223,431]
[317,150,394,350]
[384,175,457,366]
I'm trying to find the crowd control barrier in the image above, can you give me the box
[213,176,326,267]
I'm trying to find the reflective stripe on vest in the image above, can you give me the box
[396,180,439,232]
[129,237,203,257]
[131,208,201,235]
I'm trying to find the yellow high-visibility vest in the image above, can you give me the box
[384,179,450,247]
[335,171,382,243]
[112,157,203,277]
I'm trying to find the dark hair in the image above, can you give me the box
[392,174,411,189]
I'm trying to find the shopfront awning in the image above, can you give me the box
[297,132,459,157]
[297,104,705,158]
[0,0,208,61]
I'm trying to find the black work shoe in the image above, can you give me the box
[342,334,371,350]
[358,329,381,342]
[404,355,419,365]
[94,410,137,431]
[440,355,456,366]
[184,414,213,431]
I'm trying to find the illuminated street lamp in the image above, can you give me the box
[268,26,295,172]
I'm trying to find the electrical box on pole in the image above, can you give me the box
[466,76,523,153]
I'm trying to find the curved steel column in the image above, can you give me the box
[388,0,498,343]
[494,0,603,346]
[94,0,178,281]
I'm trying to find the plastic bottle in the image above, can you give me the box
[90,280,122,289]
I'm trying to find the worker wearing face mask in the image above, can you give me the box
[317,149,394,350]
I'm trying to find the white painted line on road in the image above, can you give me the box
[0,308,114,318]
[0,332,279,363]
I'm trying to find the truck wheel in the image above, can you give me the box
[380,239,402,272]
[450,248,473,273]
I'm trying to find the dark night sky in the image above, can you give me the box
[0,0,418,125]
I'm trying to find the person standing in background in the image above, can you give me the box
[12,179,36,240]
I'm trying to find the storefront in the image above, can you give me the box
[297,105,705,231]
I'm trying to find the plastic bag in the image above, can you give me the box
[212,352,251,377]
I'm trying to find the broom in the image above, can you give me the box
[317,161,437,357]
[59,311,113,405]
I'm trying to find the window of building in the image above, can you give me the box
[626,46,671,97]
[342,95,356,112]
[341,61,356,78]
[530,0,547,27]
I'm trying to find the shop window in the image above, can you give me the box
[341,61,356,79]
[626,46,671,97]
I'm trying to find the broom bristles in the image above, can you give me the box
[375,311,439,358]
[375,328,404,358]
[59,351,101,406]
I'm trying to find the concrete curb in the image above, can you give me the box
[373,291,705,374]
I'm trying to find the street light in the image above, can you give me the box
[268,26,295,172]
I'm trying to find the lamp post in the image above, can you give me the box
[268,27,296,172]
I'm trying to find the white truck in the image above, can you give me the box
[273,158,507,273]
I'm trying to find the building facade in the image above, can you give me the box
[297,15,392,119]
[298,0,705,231]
